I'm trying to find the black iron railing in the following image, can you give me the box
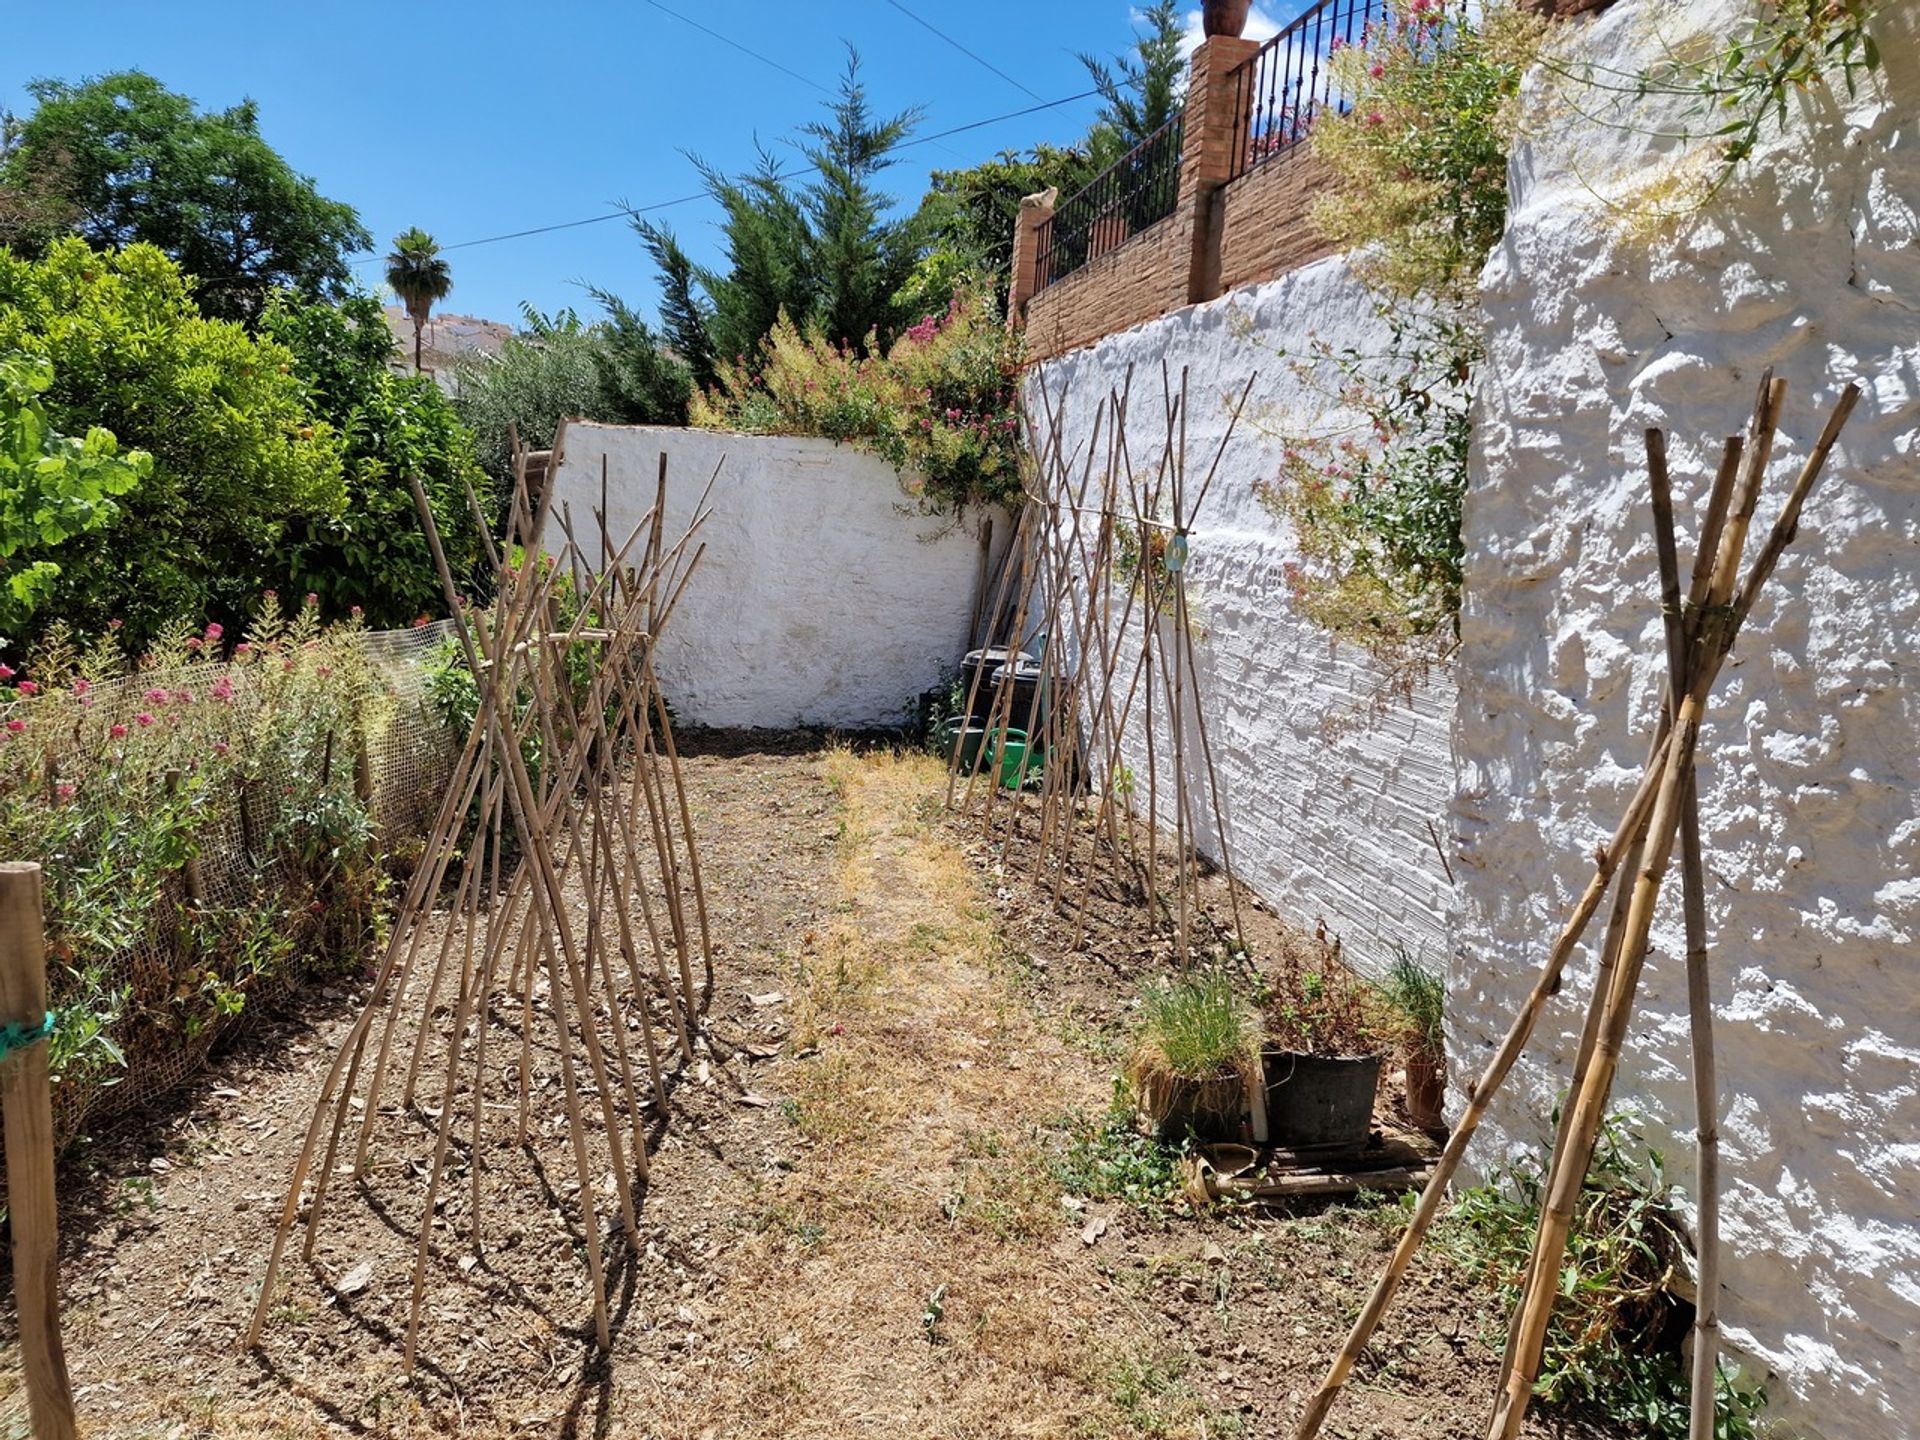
[1229,0,1383,180]
[1035,114,1185,291]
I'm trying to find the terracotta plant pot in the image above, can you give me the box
[1203,0,1253,37]
[1405,1050,1446,1131]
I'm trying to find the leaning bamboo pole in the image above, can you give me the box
[248,445,722,1372]
[1298,378,1860,1440]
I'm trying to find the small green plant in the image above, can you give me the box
[1127,968,1258,1137]
[921,1282,948,1345]
[1261,934,1390,1057]
[1537,0,1886,226]
[1049,1079,1188,1211]
[1440,1116,1767,1438]
[1132,969,1257,1080]
[1380,946,1445,1056]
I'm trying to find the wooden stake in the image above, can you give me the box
[0,863,78,1440]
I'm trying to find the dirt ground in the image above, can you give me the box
[0,733,1618,1440]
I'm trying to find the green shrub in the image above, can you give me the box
[0,238,345,646]
[0,595,407,1120]
[1132,968,1258,1081]
[690,280,1023,511]
[1257,0,1541,668]
[1380,945,1445,1054]
[262,292,484,625]
[0,351,150,633]
[451,304,690,505]
[1441,1118,1767,1438]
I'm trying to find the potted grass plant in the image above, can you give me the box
[1127,968,1259,1142]
[1382,948,1447,1131]
[1259,935,1389,1150]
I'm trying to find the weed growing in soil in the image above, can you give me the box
[1439,1117,1767,1439]
[1050,1079,1189,1211]
[1099,1344,1245,1439]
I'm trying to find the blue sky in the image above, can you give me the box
[3,1,1290,326]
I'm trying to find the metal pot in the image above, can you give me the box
[1202,0,1253,37]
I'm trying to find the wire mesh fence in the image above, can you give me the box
[0,618,459,1146]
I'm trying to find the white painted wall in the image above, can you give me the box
[547,425,1006,729]
[1027,3,1919,1431]
[1022,257,1459,978]
[1455,4,1920,1436]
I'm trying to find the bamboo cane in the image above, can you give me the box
[0,864,77,1440]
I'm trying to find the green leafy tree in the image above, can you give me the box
[450,300,689,502]
[585,291,695,426]
[0,111,77,256]
[909,144,1097,309]
[262,292,484,624]
[633,51,925,384]
[384,227,452,373]
[0,239,346,643]
[0,72,371,324]
[0,353,150,634]
[1080,1,1188,163]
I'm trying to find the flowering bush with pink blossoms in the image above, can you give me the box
[688,281,1023,511]
[0,594,442,1134]
[1312,0,1543,301]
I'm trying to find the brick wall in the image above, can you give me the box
[1014,33,1332,365]
[1023,213,1185,365]
[1217,150,1339,293]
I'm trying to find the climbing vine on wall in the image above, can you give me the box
[1260,0,1883,673]
[1539,0,1886,225]
[1258,0,1540,670]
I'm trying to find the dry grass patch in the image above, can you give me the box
[643,746,1179,1440]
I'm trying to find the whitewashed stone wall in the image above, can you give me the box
[1023,257,1458,977]
[1455,3,1920,1436]
[1027,2,1917,1430]
[548,425,1006,729]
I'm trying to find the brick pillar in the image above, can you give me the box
[1006,187,1057,330]
[1173,34,1260,308]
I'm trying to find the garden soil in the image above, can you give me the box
[0,733,1616,1439]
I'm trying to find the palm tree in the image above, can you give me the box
[385,227,452,373]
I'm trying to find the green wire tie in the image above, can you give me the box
[0,1011,55,1062]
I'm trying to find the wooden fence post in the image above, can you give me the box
[0,862,78,1440]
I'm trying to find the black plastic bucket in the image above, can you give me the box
[1262,1050,1381,1150]
[991,661,1047,730]
[962,647,1032,721]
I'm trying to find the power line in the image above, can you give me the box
[883,0,1045,101]
[902,88,1101,149]
[351,88,1103,267]
[639,0,834,96]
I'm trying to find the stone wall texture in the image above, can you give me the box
[1024,255,1458,979]
[1026,1,1919,1432]
[1454,4,1920,1436]
[547,425,1007,730]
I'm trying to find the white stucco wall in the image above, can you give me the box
[1022,257,1458,977]
[1455,4,1920,1436]
[547,425,1006,729]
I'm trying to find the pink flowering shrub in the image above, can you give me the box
[689,281,1023,511]
[0,595,412,1120]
